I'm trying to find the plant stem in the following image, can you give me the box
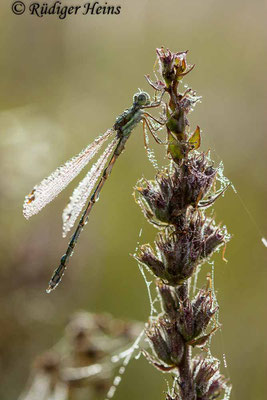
[179,345,195,400]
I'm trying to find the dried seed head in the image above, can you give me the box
[156,47,194,87]
[160,318,185,365]
[137,243,166,280]
[137,209,227,286]
[155,283,218,343]
[156,47,177,87]
[156,288,217,344]
[156,280,179,317]
[191,288,218,339]
[192,355,229,399]
[175,297,195,341]
[136,153,220,229]
[146,322,173,366]
[167,356,229,400]
[146,316,185,367]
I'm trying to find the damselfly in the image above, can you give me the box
[23,90,165,293]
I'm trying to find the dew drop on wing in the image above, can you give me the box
[23,128,114,219]
[114,376,121,386]
[119,366,125,374]
[62,137,118,237]
[223,353,228,368]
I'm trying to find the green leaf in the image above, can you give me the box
[189,125,201,150]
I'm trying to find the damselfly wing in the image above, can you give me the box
[23,128,114,219]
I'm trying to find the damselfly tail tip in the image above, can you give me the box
[46,264,65,293]
[46,281,57,294]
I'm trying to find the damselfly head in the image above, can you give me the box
[133,91,150,107]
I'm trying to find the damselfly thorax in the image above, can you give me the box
[23,90,165,293]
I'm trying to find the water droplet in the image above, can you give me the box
[114,376,121,386]
[223,353,228,368]
[119,366,125,374]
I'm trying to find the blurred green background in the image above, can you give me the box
[0,0,266,398]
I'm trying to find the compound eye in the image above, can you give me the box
[138,94,146,103]
[137,92,150,105]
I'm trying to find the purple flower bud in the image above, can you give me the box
[156,47,194,87]
[192,289,218,338]
[146,317,185,367]
[176,298,194,341]
[136,153,222,229]
[160,318,184,365]
[137,244,166,280]
[146,322,173,366]
[156,280,179,316]
[192,355,229,399]
[137,209,228,286]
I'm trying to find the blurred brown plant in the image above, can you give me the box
[19,312,142,400]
